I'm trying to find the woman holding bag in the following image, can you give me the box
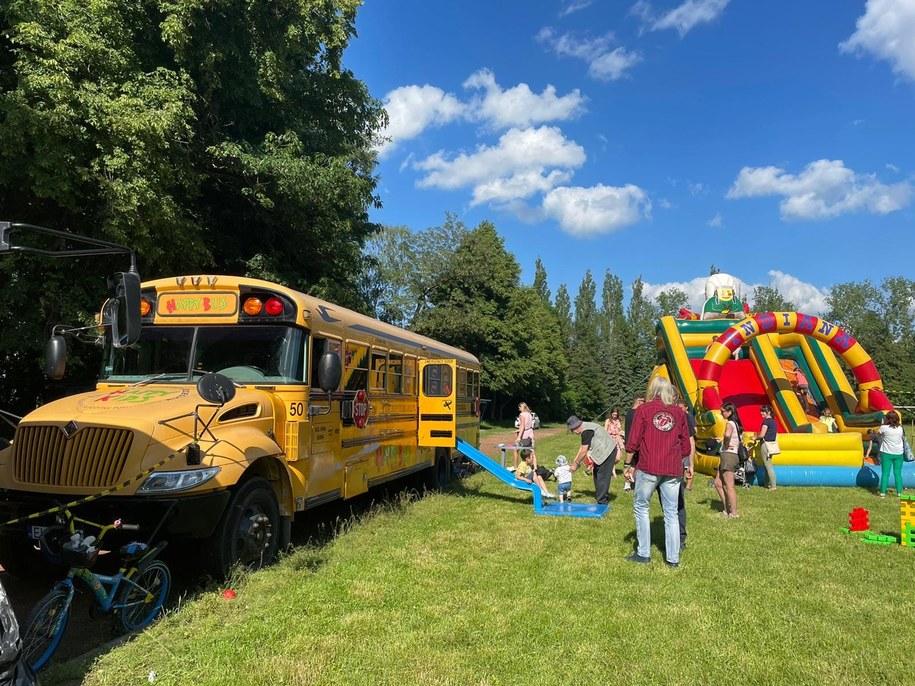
[756,405,779,491]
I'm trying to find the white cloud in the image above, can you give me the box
[658,198,673,209]
[634,0,730,37]
[853,118,866,125]
[688,181,707,196]
[537,28,642,81]
[560,0,593,17]
[414,126,586,204]
[840,0,915,82]
[589,48,644,81]
[642,272,829,314]
[706,212,722,227]
[378,85,465,157]
[542,184,651,236]
[463,69,586,130]
[766,271,830,314]
[886,163,900,173]
[726,159,913,221]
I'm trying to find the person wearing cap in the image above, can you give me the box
[568,415,618,506]
[554,455,573,502]
[623,377,692,568]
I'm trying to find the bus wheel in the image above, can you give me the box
[420,451,452,492]
[204,477,279,578]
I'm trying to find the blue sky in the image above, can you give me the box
[344,0,914,313]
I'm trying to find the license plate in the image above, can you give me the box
[28,525,45,540]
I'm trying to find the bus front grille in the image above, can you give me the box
[12,425,133,488]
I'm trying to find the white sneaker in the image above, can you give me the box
[623,483,632,492]
[543,491,556,499]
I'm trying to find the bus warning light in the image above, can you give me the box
[265,297,284,316]
[243,297,263,316]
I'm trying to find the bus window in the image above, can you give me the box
[344,341,368,391]
[404,357,416,396]
[388,353,403,394]
[423,363,452,397]
[458,368,468,398]
[310,337,341,389]
[370,350,387,391]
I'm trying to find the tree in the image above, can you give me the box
[533,258,551,304]
[566,271,605,418]
[0,0,385,411]
[415,220,565,419]
[751,284,796,312]
[597,270,632,413]
[554,284,573,349]
[655,287,690,317]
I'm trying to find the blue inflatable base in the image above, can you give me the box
[749,462,915,488]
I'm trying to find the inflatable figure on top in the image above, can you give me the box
[701,273,749,320]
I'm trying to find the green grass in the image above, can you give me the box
[74,431,914,686]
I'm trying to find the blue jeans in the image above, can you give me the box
[634,470,683,564]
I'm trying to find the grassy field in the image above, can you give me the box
[60,429,915,685]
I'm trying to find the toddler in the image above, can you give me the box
[555,455,573,502]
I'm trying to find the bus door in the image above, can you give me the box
[418,359,457,448]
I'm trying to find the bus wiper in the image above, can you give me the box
[129,373,187,387]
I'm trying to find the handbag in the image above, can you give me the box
[904,437,914,463]
[764,440,781,456]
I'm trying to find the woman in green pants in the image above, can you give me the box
[878,411,905,498]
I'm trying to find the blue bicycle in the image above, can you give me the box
[20,509,170,671]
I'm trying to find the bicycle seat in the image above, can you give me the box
[119,541,149,562]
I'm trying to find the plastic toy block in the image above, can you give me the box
[900,495,915,502]
[863,533,898,544]
[839,527,850,534]
[862,538,896,545]
[849,507,870,532]
[903,522,915,548]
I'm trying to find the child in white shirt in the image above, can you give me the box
[555,455,573,502]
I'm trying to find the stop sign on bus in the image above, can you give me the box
[353,389,369,428]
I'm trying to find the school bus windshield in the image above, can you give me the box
[101,325,306,384]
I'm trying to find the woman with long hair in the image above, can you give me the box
[714,402,743,517]
[877,410,905,498]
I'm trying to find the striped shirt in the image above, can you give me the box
[625,398,692,477]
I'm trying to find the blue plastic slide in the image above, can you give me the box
[455,438,610,519]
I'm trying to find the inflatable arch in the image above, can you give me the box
[696,312,894,415]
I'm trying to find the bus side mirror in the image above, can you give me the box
[196,373,237,406]
[45,335,67,380]
[106,272,141,348]
[317,352,342,394]
[310,352,341,417]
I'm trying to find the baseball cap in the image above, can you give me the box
[556,455,568,467]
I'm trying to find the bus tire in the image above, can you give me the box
[203,477,280,578]
[420,451,452,493]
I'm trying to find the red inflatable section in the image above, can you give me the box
[691,358,784,433]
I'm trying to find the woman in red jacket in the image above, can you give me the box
[623,377,692,568]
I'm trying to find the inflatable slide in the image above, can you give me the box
[654,278,913,488]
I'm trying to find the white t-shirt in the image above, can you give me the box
[554,464,572,485]
[878,425,904,456]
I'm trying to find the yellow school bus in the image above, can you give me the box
[0,275,481,576]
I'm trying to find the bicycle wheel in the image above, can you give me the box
[21,588,70,671]
[118,559,170,632]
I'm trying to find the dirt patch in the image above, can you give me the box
[479,427,566,457]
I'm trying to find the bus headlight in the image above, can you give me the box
[138,467,221,493]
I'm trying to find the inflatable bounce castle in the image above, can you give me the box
[654,273,912,488]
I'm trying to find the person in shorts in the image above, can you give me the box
[713,402,742,518]
[516,452,555,498]
[554,455,573,502]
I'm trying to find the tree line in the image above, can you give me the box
[364,218,915,423]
